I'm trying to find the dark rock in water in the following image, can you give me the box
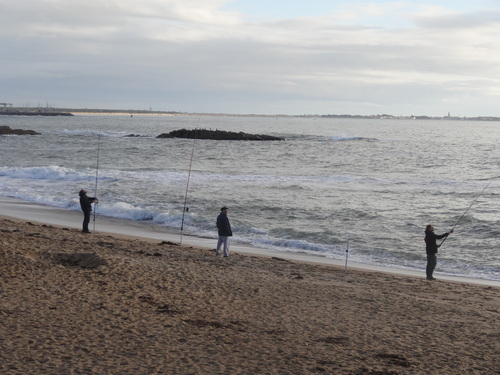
[157,128,283,141]
[0,125,41,135]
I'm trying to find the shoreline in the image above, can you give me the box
[1,196,498,287]
[2,206,499,374]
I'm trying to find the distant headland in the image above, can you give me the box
[0,105,73,117]
[0,111,73,116]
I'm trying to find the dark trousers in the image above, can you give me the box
[82,211,91,232]
[426,254,437,278]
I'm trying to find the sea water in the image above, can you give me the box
[1,114,499,281]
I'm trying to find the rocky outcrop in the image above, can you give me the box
[157,128,283,141]
[0,126,40,135]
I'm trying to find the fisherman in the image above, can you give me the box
[424,225,453,280]
[216,207,232,257]
[79,189,97,234]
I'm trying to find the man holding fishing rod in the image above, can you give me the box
[423,174,498,280]
[79,189,98,234]
[424,225,453,280]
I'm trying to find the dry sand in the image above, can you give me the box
[1,217,499,375]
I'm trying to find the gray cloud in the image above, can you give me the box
[1,1,500,115]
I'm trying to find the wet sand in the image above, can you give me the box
[1,214,499,374]
[1,196,497,285]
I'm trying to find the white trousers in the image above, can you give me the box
[216,236,230,257]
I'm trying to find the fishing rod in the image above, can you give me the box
[93,134,101,232]
[440,174,500,247]
[180,127,198,244]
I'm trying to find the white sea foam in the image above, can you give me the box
[0,165,90,181]
[330,135,373,141]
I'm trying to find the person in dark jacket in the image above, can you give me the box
[79,189,97,233]
[216,207,232,257]
[424,224,452,280]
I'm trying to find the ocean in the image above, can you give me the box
[1,114,499,281]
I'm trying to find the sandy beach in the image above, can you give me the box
[1,211,499,375]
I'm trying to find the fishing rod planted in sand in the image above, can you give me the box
[93,134,101,232]
[344,239,349,272]
[180,126,198,244]
[439,174,500,247]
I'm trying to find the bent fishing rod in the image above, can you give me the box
[440,174,499,247]
[93,134,101,232]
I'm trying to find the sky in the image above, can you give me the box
[1,0,500,116]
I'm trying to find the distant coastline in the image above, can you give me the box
[1,106,500,121]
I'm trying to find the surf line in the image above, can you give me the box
[440,174,499,247]
[92,133,101,232]
[180,123,199,244]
